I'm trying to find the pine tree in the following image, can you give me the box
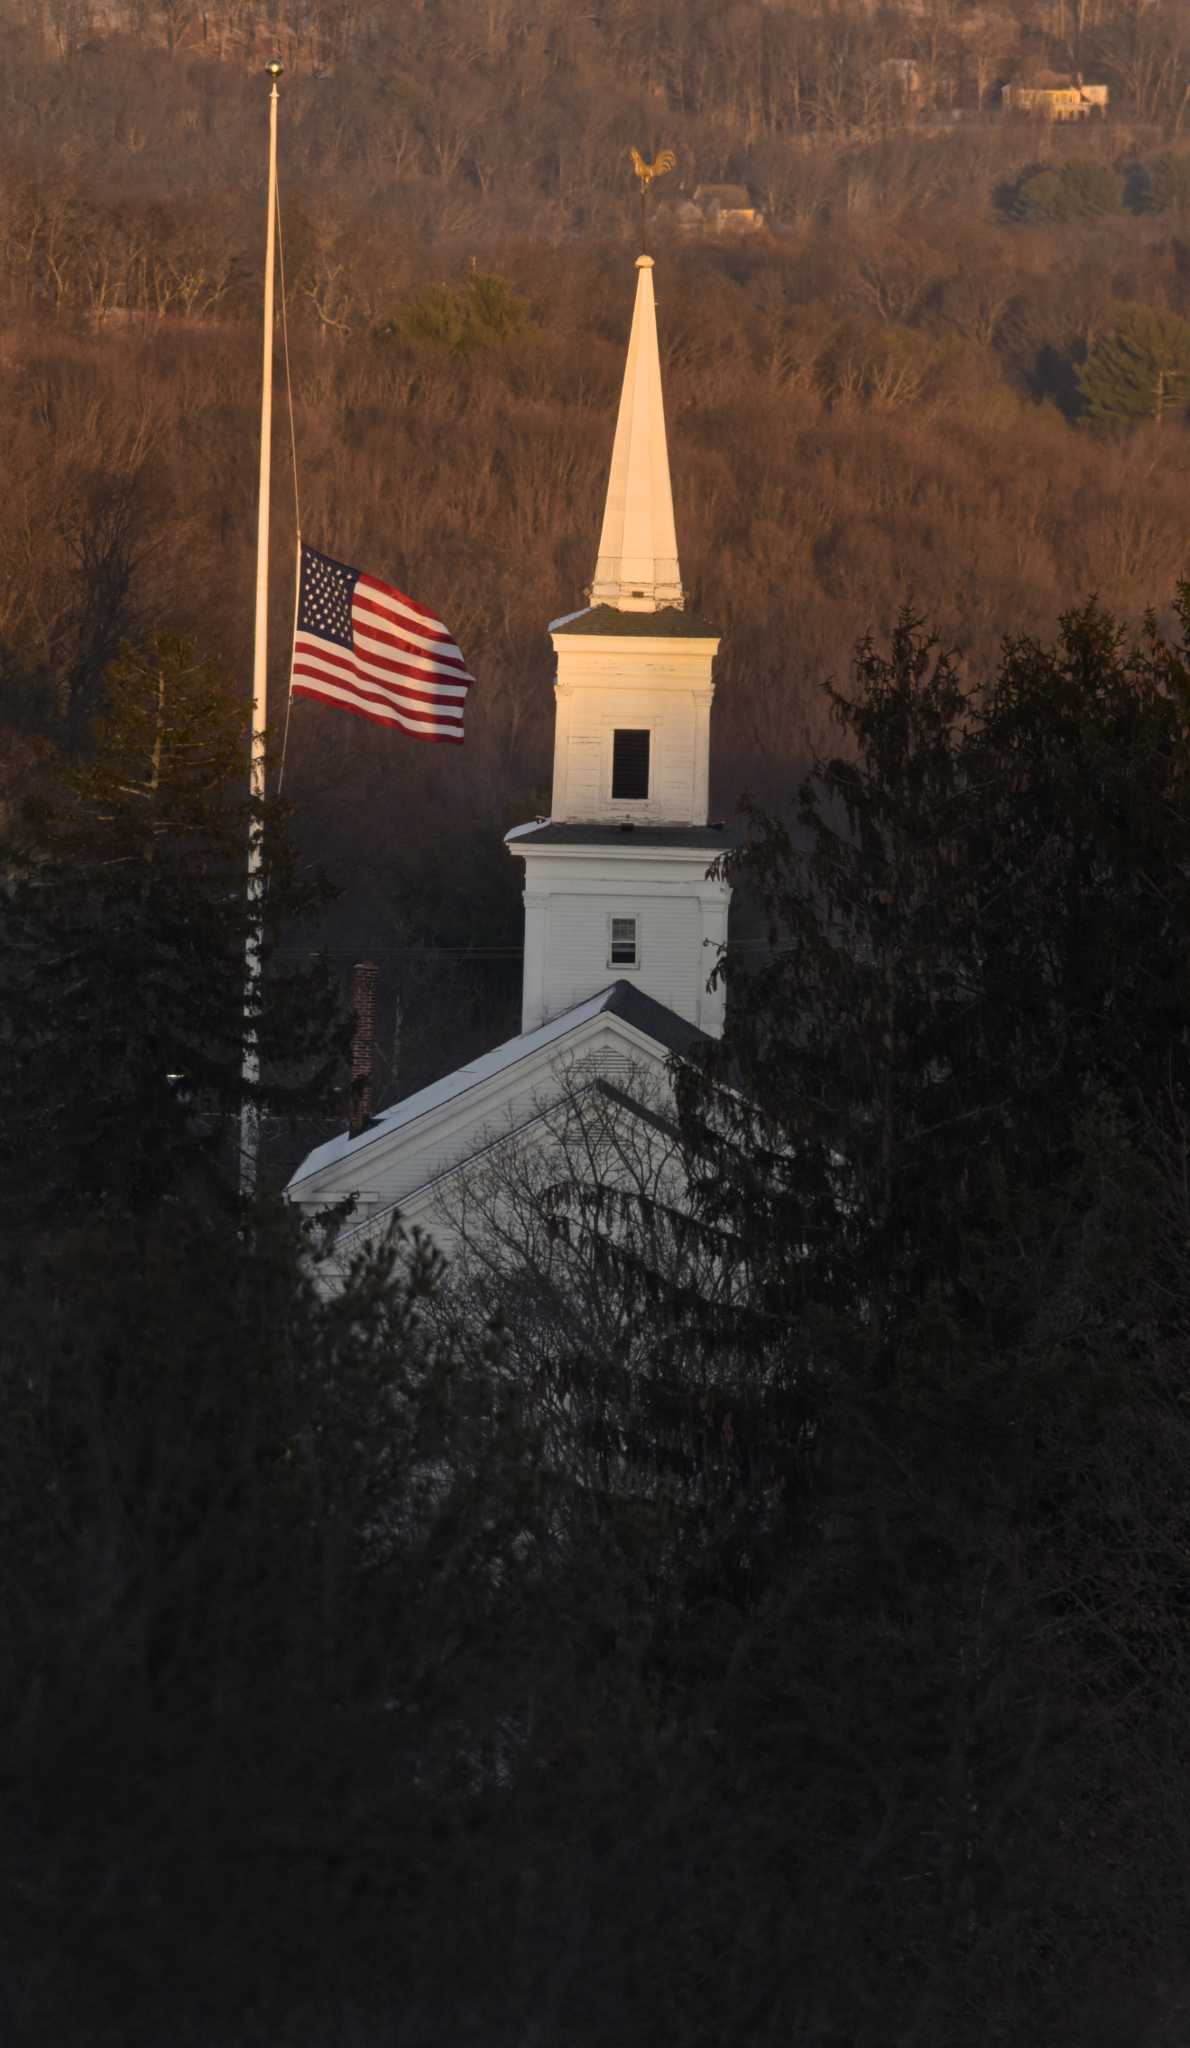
[0,636,561,2043]
[0,634,343,1221]
[0,1180,561,2042]
[1078,301,1190,426]
[1136,151,1190,217]
[611,596,1190,2044]
[681,593,1190,1361]
[1013,158,1123,223]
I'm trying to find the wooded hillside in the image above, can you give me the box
[3,0,1189,1096]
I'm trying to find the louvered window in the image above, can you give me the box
[612,728,650,800]
[609,916,639,968]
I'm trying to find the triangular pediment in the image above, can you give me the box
[286,984,707,1253]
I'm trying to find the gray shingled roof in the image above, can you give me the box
[508,822,740,851]
[552,605,720,638]
[601,980,709,1056]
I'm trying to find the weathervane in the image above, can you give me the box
[629,146,676,254]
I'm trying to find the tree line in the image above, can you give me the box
[11,0,1190,144]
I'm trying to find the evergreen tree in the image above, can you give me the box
[0,1192,560,2044]
[606,595,1190,2044]
[0,633,563,2043]
[538,1106,1190,2048]
[683,595,1190,1361]
[1135,151,1190,217]
[382,271,530,351]
[0,634,342,1220]
[1079,302,1190,427]
[384,594,1190,2048]
[1013,158,1123,223]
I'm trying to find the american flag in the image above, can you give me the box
[289,541,474,743]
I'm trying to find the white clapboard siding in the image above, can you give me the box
[516,840,730,1037]
[543,893,703,1024]
[550,630,717,828]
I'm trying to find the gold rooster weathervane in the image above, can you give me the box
[629,146,676,253]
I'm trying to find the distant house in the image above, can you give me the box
[679,185,764,233]
[1002,79,1108,120]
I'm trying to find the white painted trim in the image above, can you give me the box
[549,635,719,664]
[513,838,730,872]
[290,987,621,1188]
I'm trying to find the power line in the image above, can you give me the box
[275,941,784,961]
[276,944,525,960]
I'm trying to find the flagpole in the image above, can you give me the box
[240,56,282,1201]
[276,529,301,798]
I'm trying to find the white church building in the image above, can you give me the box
[286,253,735,1257]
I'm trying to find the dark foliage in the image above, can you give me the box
[691,592,1190,1361]
[0,635,343,1217]
[5,595,1190,2045]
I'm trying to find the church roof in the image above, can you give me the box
[601,978,710,1054]
[552,604,719,638]
[590,255,683,614]
[508,822,739,851]
[287,980,706,1191]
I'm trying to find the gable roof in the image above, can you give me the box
[287,980,706,1192]
[601,979,709,1056]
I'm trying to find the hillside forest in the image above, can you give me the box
[4,0,1190,1100]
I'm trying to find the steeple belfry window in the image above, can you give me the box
[612,728,650,800]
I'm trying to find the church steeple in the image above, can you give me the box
[506,251,731,1040]
[590,255,683,614]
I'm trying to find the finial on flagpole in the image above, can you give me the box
[266,56,283,85]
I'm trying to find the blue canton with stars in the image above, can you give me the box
[298,544,359,650]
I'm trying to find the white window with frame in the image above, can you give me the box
[608,914,640,969]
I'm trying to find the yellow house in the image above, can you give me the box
[1002,81,1109,120]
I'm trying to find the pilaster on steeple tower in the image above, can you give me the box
[590,255,683,614]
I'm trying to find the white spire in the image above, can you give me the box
[590,255,684,614]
